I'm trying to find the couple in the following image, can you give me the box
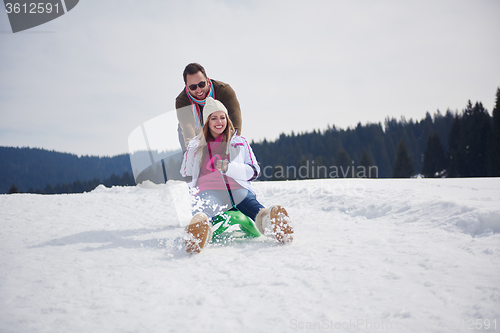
[177,64,294,253]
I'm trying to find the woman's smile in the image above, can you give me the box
[208,111,227,139]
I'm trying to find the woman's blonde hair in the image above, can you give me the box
[195,113,236,164]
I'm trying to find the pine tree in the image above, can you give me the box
[393,140,414,178]
[359,150,377,178]
[422,132,447,177]
[447,113,462,177]
[313,155,330,179]
[487,87,500,176]
[449,101,492,177]
[336,149,353,178]
[8,183,19,194]
[466,102,491,177]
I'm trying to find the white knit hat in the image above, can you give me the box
[203,97,228,124]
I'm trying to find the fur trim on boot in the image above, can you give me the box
[185,212,212,254]
[255,207,270,234]
[256,205,294,243]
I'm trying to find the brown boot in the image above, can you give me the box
[185,212,212,254]
[256,205,294,243]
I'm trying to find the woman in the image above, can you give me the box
[180,97,293,253]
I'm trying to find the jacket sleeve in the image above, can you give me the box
[180,142,196,177]
[224,137,260,181]
[216,82,242,135]
[176,91,197,148]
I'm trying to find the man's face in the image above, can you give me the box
[186,71,209,100]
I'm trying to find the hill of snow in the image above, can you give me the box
[1,178,499,332]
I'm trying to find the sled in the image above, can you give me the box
[211,209,261,239]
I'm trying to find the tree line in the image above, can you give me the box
[251,87,500,180]
[8,172,135,195]
[4,88,499,194]
[1,147,132,194]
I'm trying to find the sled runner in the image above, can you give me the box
[184,209,260,253]
[211,209,262,238]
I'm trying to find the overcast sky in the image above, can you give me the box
[1,0,499,156]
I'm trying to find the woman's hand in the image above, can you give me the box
[216,159,229,173]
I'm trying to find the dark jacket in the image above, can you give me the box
[175,80,242,147]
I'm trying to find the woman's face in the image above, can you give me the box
[208,111,227,139]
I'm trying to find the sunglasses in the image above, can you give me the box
[188,81,207,91]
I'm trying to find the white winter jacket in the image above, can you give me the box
[180,135,260,194]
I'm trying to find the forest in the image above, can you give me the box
[251,88,500,180]
[3,88,499,194]
[1,148,133,194]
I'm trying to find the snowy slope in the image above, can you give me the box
[1,178,499,333]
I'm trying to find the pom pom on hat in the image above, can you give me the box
[203,97,228,124]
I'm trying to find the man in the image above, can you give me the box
[176,63,242,150]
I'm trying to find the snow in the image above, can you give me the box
[1,178,500,333]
